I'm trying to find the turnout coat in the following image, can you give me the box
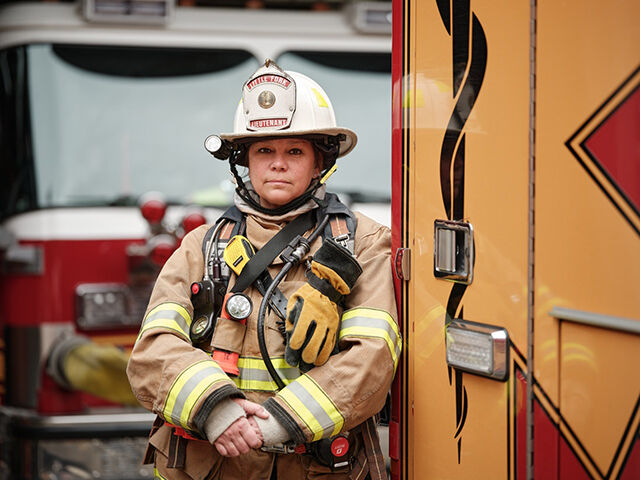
[127,199,400,480]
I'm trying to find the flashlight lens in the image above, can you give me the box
[226,294,252,320]
[204,135,223,154]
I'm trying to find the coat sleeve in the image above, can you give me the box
[263,214,401,444]
[126,225,243,437]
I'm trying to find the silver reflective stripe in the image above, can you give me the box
[285,380,338,439]
[169,366,220,424]
[138,303,192,341]
[233,357,301,391]
[144,308,190,335]
[340,309,402,367]
[162,361,228,428]
[342,316,400,353]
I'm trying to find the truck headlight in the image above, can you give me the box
[76,283,137,330]
[445,319,509,381]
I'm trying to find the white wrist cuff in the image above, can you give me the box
[203,399,246,443]
[254,414,291,446]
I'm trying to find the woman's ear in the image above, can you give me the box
[313,150,323,178]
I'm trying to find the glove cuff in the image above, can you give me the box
[305,267,344,303]
[312,238,362,289]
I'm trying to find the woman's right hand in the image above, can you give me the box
[213,399,269,457]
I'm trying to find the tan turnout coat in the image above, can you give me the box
[127,204,400,480]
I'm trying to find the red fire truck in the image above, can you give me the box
[0,1,392,478]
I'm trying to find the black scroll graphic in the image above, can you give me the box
[435,0,487,463]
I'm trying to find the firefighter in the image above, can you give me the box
[127,60,400,480]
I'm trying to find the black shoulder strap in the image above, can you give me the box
[231,210,316,293]
[319,193,358,254]
[201,205,245,257]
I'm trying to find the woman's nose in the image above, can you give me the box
[270,153,287,170]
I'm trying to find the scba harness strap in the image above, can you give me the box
[200,192,357,292]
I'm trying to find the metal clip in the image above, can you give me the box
[260,443,298,454]
[333,234,354,254]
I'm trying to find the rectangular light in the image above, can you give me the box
[83,0,173,25]
[75,283,138,330]
[446,319,509,381]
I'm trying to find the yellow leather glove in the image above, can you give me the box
[285,238,362,369]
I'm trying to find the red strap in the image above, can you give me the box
[166,423,206,442]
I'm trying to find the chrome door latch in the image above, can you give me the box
[433,219,474,285]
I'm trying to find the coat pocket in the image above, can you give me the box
[149,423,223,480]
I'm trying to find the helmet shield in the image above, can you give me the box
[242,62,296,131]
[217,59,357,158]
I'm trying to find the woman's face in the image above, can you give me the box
[247,138,320,209]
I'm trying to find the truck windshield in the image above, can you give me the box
[25,44,257,211]
[0,45,390,219]
[278,51,391,203]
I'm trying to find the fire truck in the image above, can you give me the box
[389,0,639,479]
[0,1,392,478]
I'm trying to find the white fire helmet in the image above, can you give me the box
[219,60,357,160]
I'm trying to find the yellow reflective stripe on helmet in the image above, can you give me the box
[154,468,167,480]
[138,303,192,341]
[162,360,228,429]
[311,87,329,108]
[339,308,402,369]
[231,356,301,392]
[278,375,344,442]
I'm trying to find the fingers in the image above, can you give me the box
[233,399,270,419]
[287,298,308,349]
[239,417,263,449]
[285,296,301,331]
[246,415,263,440]
[214,417,262,457]
[285,343,301,367]
[300,323,322,364]
[315,330,335,366]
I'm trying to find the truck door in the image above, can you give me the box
[392,1,640,479]
[534,2,640,479]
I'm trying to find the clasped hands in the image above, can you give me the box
[213,398,269,457]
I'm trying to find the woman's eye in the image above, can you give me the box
[289,148,303,155]
[257,147,271,153]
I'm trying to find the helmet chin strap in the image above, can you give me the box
[227,136,340,216]
[230,161,325,216]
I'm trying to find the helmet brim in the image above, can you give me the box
[219,127,357,158]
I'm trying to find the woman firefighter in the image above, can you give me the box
[127,60,401,480]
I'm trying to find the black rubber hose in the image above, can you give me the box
[257,214,330,390]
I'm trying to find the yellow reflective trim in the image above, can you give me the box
[311,88,329,107]
[278,375,344,442]
[162,361,228,428]
[299,376,343,438]
[232,377,285,391]
[147,302,191,323]
[340,325,398,367]
[138,320,188,341]
[154,468,167,480]
[233,356,298,391]
[137,303,192,341]
[342,308,399,338]
[279,383,323,441]
[237,357,292,369]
